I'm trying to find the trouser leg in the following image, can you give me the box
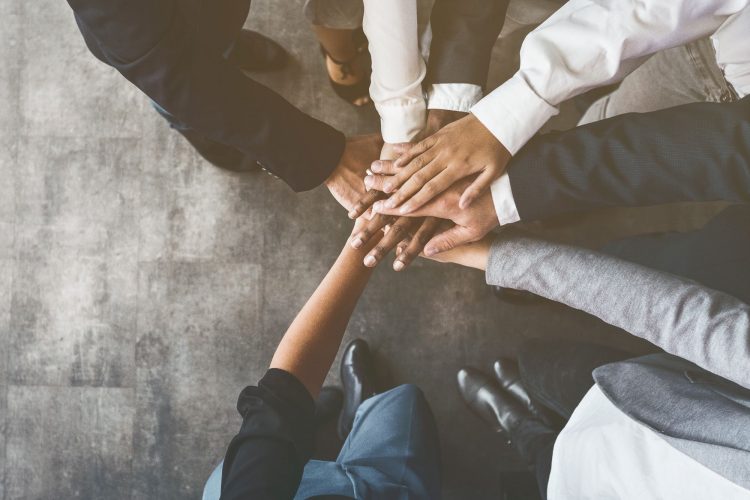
[579,37,737,125]
[295,384,441,500]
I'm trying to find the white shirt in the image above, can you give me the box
[363,1,484,144]
[548,385,750,500]
[471,0,750,225]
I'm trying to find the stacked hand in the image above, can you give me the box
[346,111,507,270]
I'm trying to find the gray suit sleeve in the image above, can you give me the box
[486,231,750,388]
[508,96,750,221]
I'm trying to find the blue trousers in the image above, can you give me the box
[203,384,442,500]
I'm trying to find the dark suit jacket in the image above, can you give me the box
[508,96,750,220]
[67,0,344,192]
[427,0,508,88]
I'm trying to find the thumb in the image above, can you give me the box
[424,226,477,256]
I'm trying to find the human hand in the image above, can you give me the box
[350,110,467,220]
[326,134,383,212]
[423,236,492,271]
[366,113,510,213]
[372,177,499,256]
[349,214,441,271]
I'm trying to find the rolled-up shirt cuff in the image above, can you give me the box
[377,100,427,143]
[470,73,558,155]
[490,173,520,225]
[427,84,483,112]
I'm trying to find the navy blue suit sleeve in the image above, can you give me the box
[426,0,508,87]
[67,0,344,192]
[508,97,750,221]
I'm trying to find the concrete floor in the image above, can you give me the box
[0,0,725,499]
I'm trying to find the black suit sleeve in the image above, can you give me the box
[67,0,344,192]
[426,0,508,87]
[220,369,316,500]
[508,96,750,221]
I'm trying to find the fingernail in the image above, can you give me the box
[399,204,412,214]
[384,198,396,209]
[424,246,435,257]
[364,255,376,267]
[371,161,381,173]
[393,261,404,271]
[372,201,383,213]
[348,210,357,219]
[383,183,393,193]
[352,238,363,249]
[364,175,373,190]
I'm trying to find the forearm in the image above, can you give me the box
[471,0,748,155]
[363,0,426,143]
[508,97,750,221]
[270,239,377,397]
[485,231,750,388]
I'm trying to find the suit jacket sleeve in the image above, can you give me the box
[508,96,750,221]
[67,0,344,192]
[485,231,750,389]
[426,0,508,87]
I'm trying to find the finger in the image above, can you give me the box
[372,191,444,218]
[348,189,384,219]
[424,225,478,256]
[380,158,443,212]
[364,217,421,267]
[364,174,400,194]
[459,166,500,209]
[397,168,463,214]
[394,136,437,168]
[350,214,394,249]
[393,217,441,271]
[370,159,400,175]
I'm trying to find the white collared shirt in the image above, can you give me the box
[471,0,750,225]
[548,385,750,499]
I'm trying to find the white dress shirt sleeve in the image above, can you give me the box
[474,0,749,224]
[427,83,483,112]
[363,0,427,144]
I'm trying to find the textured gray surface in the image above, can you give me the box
[0,0,721,498]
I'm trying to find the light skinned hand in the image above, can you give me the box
[421,235,493,270]
[366,113,511,214]
[372,177,499,256]
[350,109,468,220]
[326,134,384,213]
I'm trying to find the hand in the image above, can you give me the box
[367,113,510,213]
[349,214,441,271]
[326,134,383,212]
[351,110,467,220]
[372,177,499,256]
[423,236,492,270]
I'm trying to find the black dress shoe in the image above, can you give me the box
[493,359,556,426]
[338,339,377,440]
[457,367,531,433]
[227,29,288,72]
[176,128,260,172]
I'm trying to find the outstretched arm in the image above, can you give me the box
[434,230,750,389]
[270,231,379,397]
[220,233,379,500]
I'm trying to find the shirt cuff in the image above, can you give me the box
[427,84,483,112]
[490,173,520,225]
[470,73,559,155]
[377,100,427,143]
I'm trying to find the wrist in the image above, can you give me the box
[426,109,467,134]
